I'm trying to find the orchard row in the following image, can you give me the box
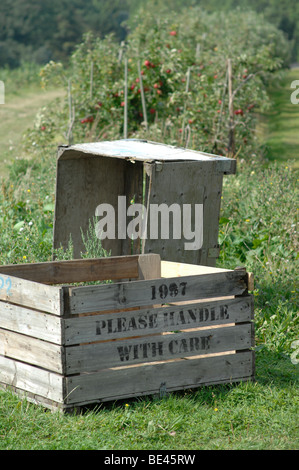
[33,7,290,158]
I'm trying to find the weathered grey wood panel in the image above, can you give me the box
[0,301,62,344]
[0,273,63,315]
[0,256,141,284]
[65,351,254,405]
[53,152,144,259]
[0,355,64,403]
[67,269,247,314]
[0,329,63,373]
[54,140,236,265]
[65,324,252,374]
[143,160,223,266]
[64,295,253,345]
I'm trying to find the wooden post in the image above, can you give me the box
[213,66,228,152]
[67,79,75,145]
[227,59,235,157]
[90,61,94,101]
[182,67,191,142]
[124,58,128,139]
[138,60,148,132]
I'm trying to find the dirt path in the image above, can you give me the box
[258,68,299,168]
[0,87,65,177]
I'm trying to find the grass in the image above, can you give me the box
[258,67,299,168]
[0,352,297,450]
[0,81,64,179]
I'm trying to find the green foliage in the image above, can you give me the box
[0,0,130,68]
[32,7,289,161]
[218,161,298,355]
[1,0,298,70]
[131,0,299,61]
[0,151,56,265]
[0,62,42,95]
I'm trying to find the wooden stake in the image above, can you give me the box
[124,58,128,139]
[138,61,148,132]
[67,79,74,145]
[227,59,235,157]
[213,66,228,151]
[90,61,94,100]
[181,67,191,140]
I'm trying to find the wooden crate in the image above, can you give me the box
[54,139,236,265]
[0,254,254,412]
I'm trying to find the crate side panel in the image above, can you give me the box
[64,295,253,345]
[0,273,63,315]
[68,270,247,314]
[65,323,252,374]
[0,329,63,374]
[0,355,64,404]
[0,256,141,285]
[121,159,144,256]
[0,301,62,344]
[65,351,254,404]
[53,156,127,259]
[142,161,223,266]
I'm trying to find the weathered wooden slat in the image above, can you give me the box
[53,154,128,258]
[64,295,253,345]
[141,160,225,266]
[0,273,63,315]
[138,254,161,280]
[0,355,64,403]
[0,329,63,374]
[65,351,254,405]
[0,255,143,285]
[65,323,252,374]
[0,301,62,344]
[67,269,248,315]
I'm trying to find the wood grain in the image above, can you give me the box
[65,351,254,405]
[67,269,248,315]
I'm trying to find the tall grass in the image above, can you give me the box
[218,159,298,356]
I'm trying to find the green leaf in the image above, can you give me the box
[13,221,25,231]
[43,203,55,212]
